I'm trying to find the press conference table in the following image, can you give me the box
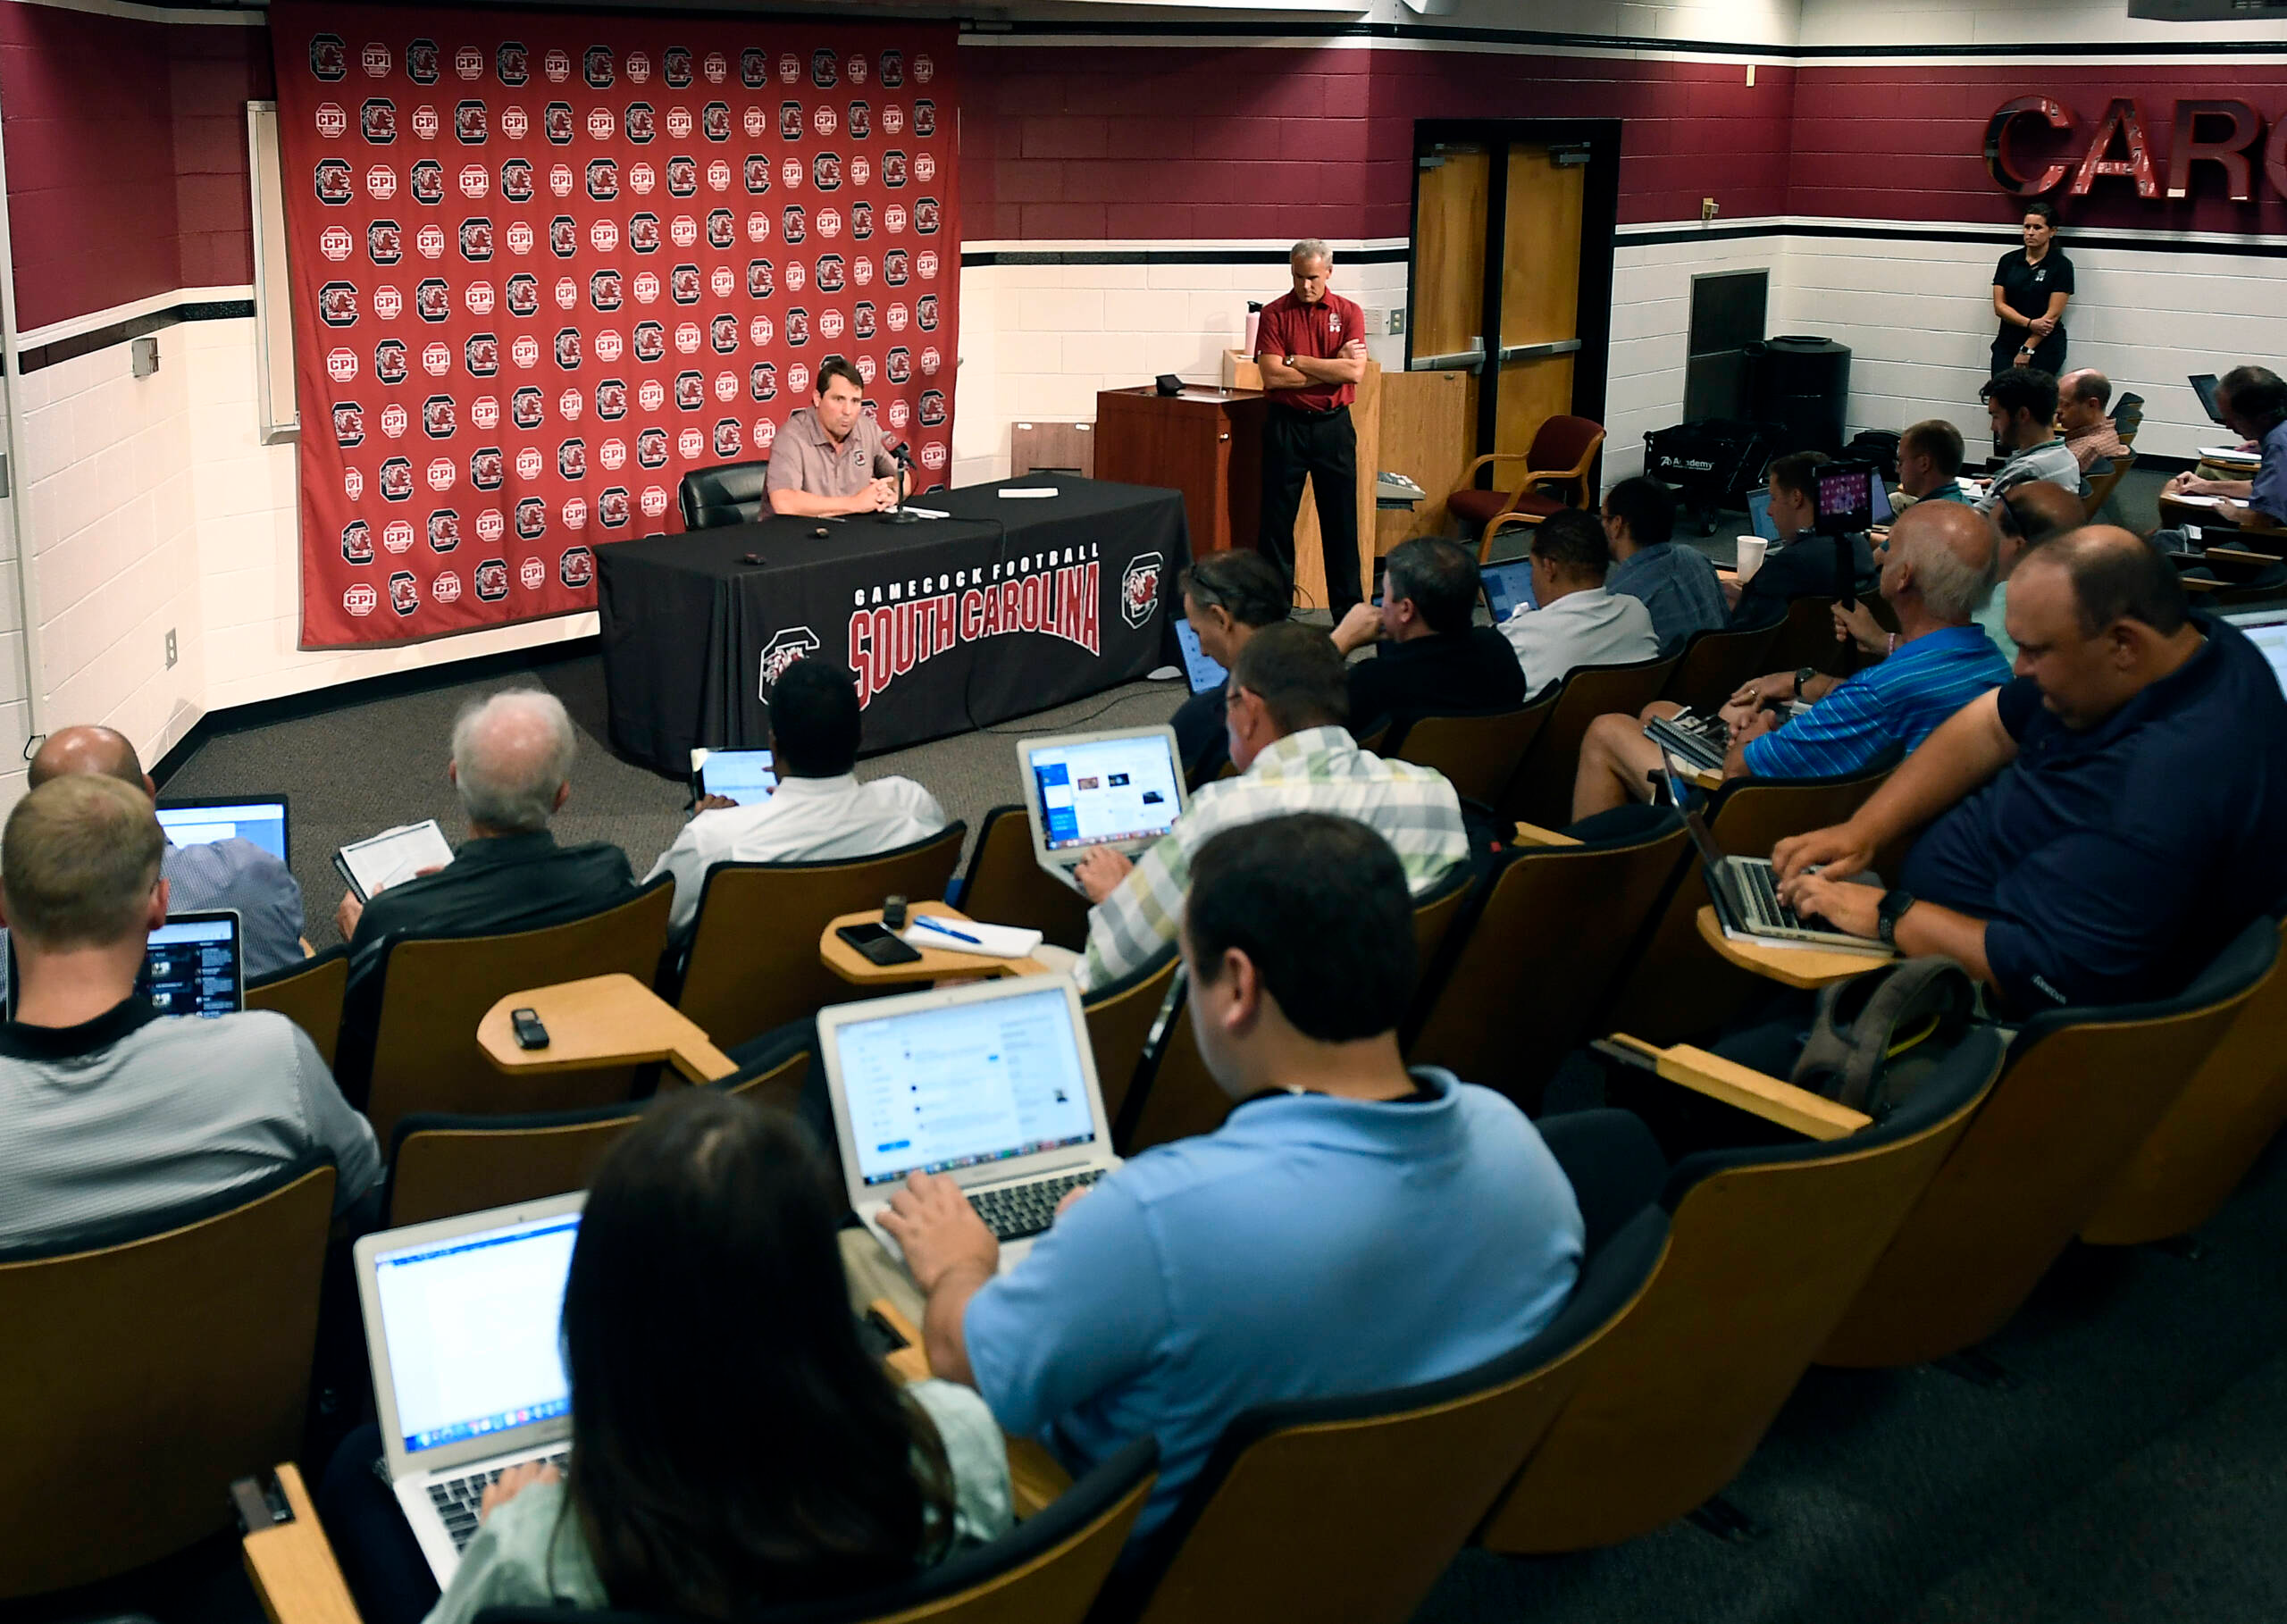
[598,478,1190,772]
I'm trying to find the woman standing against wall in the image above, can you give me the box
[1990,201,2073,378]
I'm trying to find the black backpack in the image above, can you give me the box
[1791,957,1980,1118]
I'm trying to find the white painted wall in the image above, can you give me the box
[951,241,1409,486]
[1797,0,2287,46]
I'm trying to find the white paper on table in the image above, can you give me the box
[895,506,951,519]
[2199,446,2259,463]
[2172,493,2225,508]
[900,918,1044,958]
[999,487,1060,499]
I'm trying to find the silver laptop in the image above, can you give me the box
[353,1194,583,1586]
[1017,724,1190,892]
[820,975,1121,1272]
[1683,807,1893,958]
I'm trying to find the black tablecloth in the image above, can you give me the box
[599,478,1190,770]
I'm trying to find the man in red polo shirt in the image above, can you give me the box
[1255,239,1370,618]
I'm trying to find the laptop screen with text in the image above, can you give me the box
[1026,732,1183,852]
[1173,619,1229,697]
[373,1211,580,1458]
[835,984,1097,1188]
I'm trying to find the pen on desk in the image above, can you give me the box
[911,916,983,945]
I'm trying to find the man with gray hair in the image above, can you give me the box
[1254,238,1370,617]
[334,690,637,1097]
[1571,500,2013,818]
[0,774,379,1250]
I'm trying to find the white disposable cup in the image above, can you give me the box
[1736,536,1768,582]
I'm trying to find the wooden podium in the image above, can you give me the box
[1094,366,1380,612]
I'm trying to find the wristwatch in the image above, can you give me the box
[1792,666,1817,699]
[1877,889,1917,947]
[1283,353,1295,367]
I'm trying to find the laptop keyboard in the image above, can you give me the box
[427,1451,568,1552]
[1738,860,1812,933]
[968,1169,1103,1243]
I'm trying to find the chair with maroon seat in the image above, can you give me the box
[1446,416,1605,560]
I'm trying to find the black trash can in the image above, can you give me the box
[1747,336,1851,456]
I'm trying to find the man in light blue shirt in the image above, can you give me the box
[881,813,1584,1537]
[28,727,306,976]
[1601,475,1727,657]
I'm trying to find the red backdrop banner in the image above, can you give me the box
[271,5,959,648]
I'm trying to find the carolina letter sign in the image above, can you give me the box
[275,4,959,647]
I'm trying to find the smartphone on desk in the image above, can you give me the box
[836,922,925,967]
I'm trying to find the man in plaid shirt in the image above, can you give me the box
[1071,623,1469,992]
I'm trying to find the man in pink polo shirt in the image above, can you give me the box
[1254,239,1370,618]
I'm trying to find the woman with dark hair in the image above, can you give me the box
[1990,200,2073,377]
[423,1093,1011,1623]
[1175,549,1292,781]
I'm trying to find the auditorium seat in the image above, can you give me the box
[1496,652,1681,829]
[240,1437,1159,1624]
[1478,1031,2004,1553]
[1388,697,1557,806]
[2083,917,2287,1247]
[1407,810,1689,1114]
[678,459,773,529]
[382,1050,810,1226]
[2,1157,336,1598]
[362,880,677,1146]
[1083,945,1180,1127]
[954,804,1093,951]
[1444,415,1605,557]
[1596,757,1897,1047]
[1099,1153,1663,1624]
[1670,917,2276,1370]
[2082,449,2134,522]
[1660,622,1783,712]
[675,824,968,1051]
[246,945,350,1069]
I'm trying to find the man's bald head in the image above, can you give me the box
[28,726,148,793]
[449,689,577,833]
[2016,525,2190,640]
[1885,498,1996,624]
[1997,480,2083,553]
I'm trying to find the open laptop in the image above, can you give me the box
[819,975,1121,1272]
[155,796,289,867]
[1480,558,1537,621]
[354,1194,582,1587]
[1171,617,1228,696]
[1644,708,1728,775]
[4,909,244,1021]
[1674,779,1891,957]
[2191,373,2228,427]
[1018,724,1189,892]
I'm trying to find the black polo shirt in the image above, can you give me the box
[1730,533,1877,631]
[336,830,640,1096]
[1347,627,1528,732]
[1901,616,2287,1013]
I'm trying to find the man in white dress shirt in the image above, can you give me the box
[1495,507,1661,694]
[646,659,948,936]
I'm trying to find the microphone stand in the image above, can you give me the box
[880,442,924,524]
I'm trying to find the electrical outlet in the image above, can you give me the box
[1389,308,1406,336]
[165,629,177,668]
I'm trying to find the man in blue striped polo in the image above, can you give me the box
[1571,500,2011,820]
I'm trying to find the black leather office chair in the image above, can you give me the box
[678,460,772,529]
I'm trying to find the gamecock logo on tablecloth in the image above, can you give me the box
[1121,552,1164,631]
[759,626,822,695]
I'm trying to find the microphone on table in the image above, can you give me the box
[882,440,923,524]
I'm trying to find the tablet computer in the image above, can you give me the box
[689,748,778,805]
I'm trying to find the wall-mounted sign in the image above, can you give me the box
[1986,96,2287,202]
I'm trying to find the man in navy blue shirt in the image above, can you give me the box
[1776,528,2287,1013]
[1730,451,1877,631]
[879,814,1584,1536]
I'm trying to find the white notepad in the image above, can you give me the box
[1000,487,1060,499]
[335,819,457,901]
[899,918,1045,958]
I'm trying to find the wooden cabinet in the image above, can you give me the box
[1093,386,1267,557]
